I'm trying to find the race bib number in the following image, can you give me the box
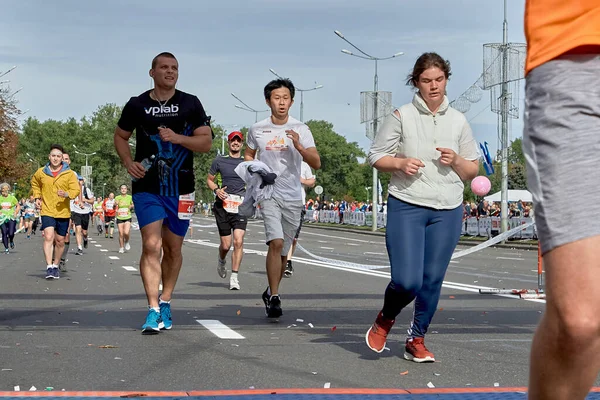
[178,193,195,220]
[117,208,129,218]
[223,194,243,214]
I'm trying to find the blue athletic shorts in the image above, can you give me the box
[132,193,189,237]
[41,216,70,237]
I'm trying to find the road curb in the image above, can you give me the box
[301,223,538,251]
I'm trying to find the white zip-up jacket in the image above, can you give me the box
[368,93,479,210]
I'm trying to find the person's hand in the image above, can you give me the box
[216,186,228,200]
[57,190,69,198]
[285,130,303,151]
[126,161,146,179]
[158,126,182,144]
[398,158,425,176]
[35,199,41,207]
[437,147,458,166]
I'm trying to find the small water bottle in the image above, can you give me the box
[132,155,155,182]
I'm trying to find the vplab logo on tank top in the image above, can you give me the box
[144,104,179,117]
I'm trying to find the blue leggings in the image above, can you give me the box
[382,196,462,338]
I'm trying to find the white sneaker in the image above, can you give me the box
[119,248,125,254]
[229,274,240,290]
[217,257,227,279]
[125,242,131,251]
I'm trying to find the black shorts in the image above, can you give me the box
[213,203,247,237]
[294,209,306,239]
[117,218,132,224]
[105,215,115,224]
[71,212,90,230]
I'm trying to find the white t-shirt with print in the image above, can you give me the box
[247,116,316,201]
[70,186,94,215]
[300,161,315,205]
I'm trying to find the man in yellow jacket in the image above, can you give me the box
[31,144,80,279]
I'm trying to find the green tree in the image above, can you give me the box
[305,120,366,202]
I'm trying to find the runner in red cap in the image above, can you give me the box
[207,130,248,290]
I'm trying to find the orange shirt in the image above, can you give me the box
[525,1,600,74]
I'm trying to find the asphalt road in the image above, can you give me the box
[0,215,571,392]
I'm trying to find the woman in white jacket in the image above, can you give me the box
[365,53,480,362]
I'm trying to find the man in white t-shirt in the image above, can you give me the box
[70,176,94,255]
[284,161,315,277]
[245,78,321,319]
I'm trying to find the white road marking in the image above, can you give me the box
[496,256,525,261]
[301,230,377,244]
[94,245,102,247]
[122,266,137,272]
[100,249,108,252]
[196,320,245,339]
[347,243,359,246]
[91,241,97,244]
[364,252,384,255]
[184,239,545,304]
[320,247,334,250]
[109,256,120,260]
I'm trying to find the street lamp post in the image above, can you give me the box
[72,144,97,189]
[268,69,323,122]
[72,144,97,169]
[231,93,269,123]
[334,29,403,232]
[103,183,107,198]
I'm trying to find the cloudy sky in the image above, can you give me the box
[1,0,527,154]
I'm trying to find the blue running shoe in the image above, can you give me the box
[51,267,60,279]
[159,302,172,330]
[45,268,53,280]
[141,308,162,335]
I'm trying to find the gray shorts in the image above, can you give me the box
[523,54,600,254]
[259,197,302,256]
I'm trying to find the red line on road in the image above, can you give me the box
[2,387,600,397]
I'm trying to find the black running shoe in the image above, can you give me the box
[267,295,283,319]
[83,238,88,249]
[58,260,67,272]
[9,241,14,249]
[284,260,293,278]
[75,249,83,256]
[262,288,270,316]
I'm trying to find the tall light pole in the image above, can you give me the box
[269,69,323,122]
[335,29,403,231]
[72,144,97,189]
[72,144,97,168]
[103,183,107,198]
[231,93,269,123]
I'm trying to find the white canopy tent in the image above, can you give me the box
[484,189,532,203]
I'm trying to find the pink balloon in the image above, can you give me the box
[471,176,491,197]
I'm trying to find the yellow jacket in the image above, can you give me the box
[31,162,80,218]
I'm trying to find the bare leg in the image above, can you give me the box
[159,225,184,302]
[231,229,245,273]
[529,235,600,400]
[266,239,286,295]
[139,220,163,308]
[219,234,232,261]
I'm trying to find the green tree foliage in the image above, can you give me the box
[305,120,369,202]
[0,84,29,197]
